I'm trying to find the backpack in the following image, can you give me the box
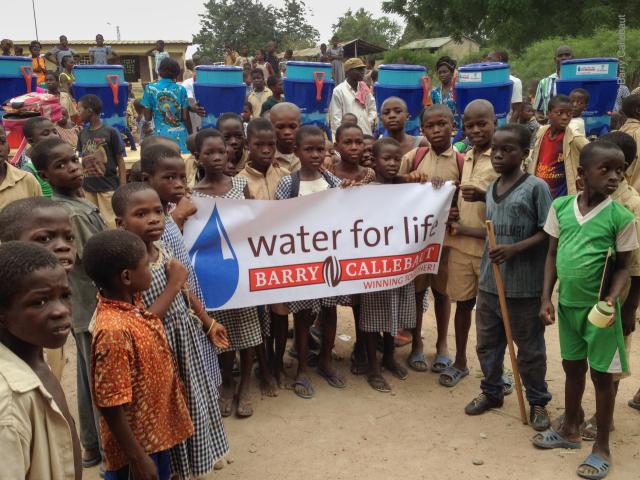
[411,145,465,181]
[289,170,337,198]
[3,93,62,123]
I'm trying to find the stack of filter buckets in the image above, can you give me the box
[284,61,334,136]
[454,62,513,127]
[374,64,431,135]
[194,66,246,129]
[0,56,38,147]
[72,65,129,133]
[556,58,619,137]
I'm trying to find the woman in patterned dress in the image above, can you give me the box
[431,55,462,134]
[114,182,230,479]
[193,128,278,418]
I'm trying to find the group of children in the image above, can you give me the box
[2,74,640,478]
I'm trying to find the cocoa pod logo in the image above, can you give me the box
[323,256,342,287]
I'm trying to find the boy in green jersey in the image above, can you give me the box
[533,141,638,479]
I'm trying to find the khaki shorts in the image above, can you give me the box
[84,190,116,229]
[415,247,449,295]
[447,248,481,302]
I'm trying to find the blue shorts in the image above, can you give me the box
[104,450,171,480]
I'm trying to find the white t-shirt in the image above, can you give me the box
[181,78,195,99]
[299,177,330,196]
[510,75,523,104]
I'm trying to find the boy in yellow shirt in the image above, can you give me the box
[0,126,42,212]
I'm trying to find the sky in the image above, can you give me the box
[7,0,405,56]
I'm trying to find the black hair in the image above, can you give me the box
[495,124,531,151]
[0,241,61,307]
[129,161,143,182]
[195,128,225,152]
[30,137,69,172]
[139,135,178,153]
[295,125,324,145]
[342,113,358,124]
[621,94,640,118]
[547,94,572,112]
[140,144,182,175]
[158,57,181,80]
[246,118,275,141]
[23,116,53,142]
[363,134,375,141]
[491,49,509,62]
[79,94,103,115]
[29,40,41,49]
[579,140,623,169]
[420,104,454,123]
[250,68,265,79]
[216,112,243,129]
[436,55,456,72]
[61,55,73,68]
[335,123,363,142]
[0,197,67,242]
[186,133,197,154]
[111,182,156,217]
[600,131,637,168]
[372,137,401,159]
[570,88,590,102]
[156,40,165,47]
[243,102,253,113]
[267,75,280,89]
[83,230,148,291]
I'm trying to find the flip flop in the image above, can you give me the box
[317,366,346,388]
[287,378,315,399]
[503,374,514,395]
[431,353,452,373]
[439,366,469,387]
[628,398,640,411]
[82,450,101,468]
[367,373,391,393]
[236,396,253,418]
[531,427,581,450]
[407,350,429,372]
[577,453,611,480]
[383,360,408,380]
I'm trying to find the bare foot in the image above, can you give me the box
[260,371,279,397]
[382,355,408,380]
[219,381,235,417]
[236,382,253,417]
[273,365,287,389]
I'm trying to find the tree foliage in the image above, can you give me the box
[382,0,640,52]
[331,8,402,48]
[193,0,319,60]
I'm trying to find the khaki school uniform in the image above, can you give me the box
[526,124,589,196]
[400,146,461,294]
[83,191,116,229]
[447,147,498,302]
[274,148,301,172]
[237,162,289,200]
[0,162,42,211]
[247,87,272,119]
[620,119,640,191]
[185,154,198,188]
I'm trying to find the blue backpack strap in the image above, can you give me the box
[289,170,301,198]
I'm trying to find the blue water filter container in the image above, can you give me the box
[283,61,334,138]
[556,58,619,137]
[374,64,429,136]
[71,65,129,131]
[194,66,246,129]
[454,62,513,127]
[0,56,38,106]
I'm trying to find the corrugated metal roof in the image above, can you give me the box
[13,40,190,45]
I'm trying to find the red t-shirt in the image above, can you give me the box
[535,129,566,198]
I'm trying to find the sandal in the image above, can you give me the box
[577,453,610,480]
[628,398,640,411]
[317,366,346,388]
[367,373,391,393]
[287,377,315,399]
[407,350,429,372]
[531,427,581,450]
[382,359,408,380]
[236,396,253,418]
[438,366,469,387]
[431,353,452,373]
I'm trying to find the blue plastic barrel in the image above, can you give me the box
[73,65,125,83]
[285,61,332,81]
[283,76,334,137]
[194,84,246,129]
[374,65,429,135]
[195,66,243,85]
[560,58,618,81]
[0,56,37,105]
[455,62,513,127]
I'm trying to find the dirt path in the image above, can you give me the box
[69,295,639,479]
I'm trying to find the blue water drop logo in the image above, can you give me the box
[189,205,239,308]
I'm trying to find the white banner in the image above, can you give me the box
[182,183,455,310]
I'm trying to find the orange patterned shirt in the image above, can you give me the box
[91,295,193,471]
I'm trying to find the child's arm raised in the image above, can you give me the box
[100,406,159,480]
[147,259,188,319]
[489,230,548,264]
[539,236,559,325]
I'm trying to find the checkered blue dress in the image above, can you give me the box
[142,242,229,478]
[275,172,351,313]
[360,281,417,335]
[194,177,264,351]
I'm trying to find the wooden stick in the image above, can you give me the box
[485,220,528,425]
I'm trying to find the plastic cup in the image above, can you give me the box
[588,301,614,328]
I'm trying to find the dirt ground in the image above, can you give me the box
[67,293,640,480]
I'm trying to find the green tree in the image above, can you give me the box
[382,0,640,52]
[331,8,402,48]
[277,0,320,50]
